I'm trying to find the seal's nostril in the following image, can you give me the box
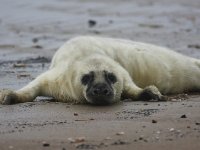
[93,89,99,95]
[103,89,109,95]
[92,88,110,96]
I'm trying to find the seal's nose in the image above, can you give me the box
[91,83,112,96]
[86,83,114,105]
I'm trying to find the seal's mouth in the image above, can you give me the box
[86,95,114,105]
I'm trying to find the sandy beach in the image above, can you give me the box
[0,0,200,149]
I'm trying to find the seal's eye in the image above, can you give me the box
[81,74,91,85]
[81,72,94,85]
[107,73,117,83]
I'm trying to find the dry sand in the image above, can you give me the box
[0,0,200,149]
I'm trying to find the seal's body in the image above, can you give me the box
[1,36,200,105]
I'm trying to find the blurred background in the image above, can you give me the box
[0,0,200,57]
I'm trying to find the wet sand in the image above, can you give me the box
[0,0,200,149]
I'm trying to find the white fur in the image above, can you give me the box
[51,36,200,94]
[1,36,200,104]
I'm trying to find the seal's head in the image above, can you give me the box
[80,70,121,105]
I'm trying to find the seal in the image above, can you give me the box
[1,36,200,105]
